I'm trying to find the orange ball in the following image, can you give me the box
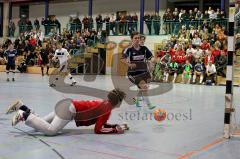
[154,108,166,122]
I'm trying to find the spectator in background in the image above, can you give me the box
[216,8,221,19]
[192,57,204,84]
[220,10,225,19]
[26,18,33,32]
[216,50,227,77]
[109,14,116,35]
[34,18,40,31]
[163,8,172,34]
[186,43,195,56]
[193,8,198,17]
[181,60,193,84]
[8,20,15,37]
[0,45,5,65]
[204,60,217,85]
[144,13,152,35]
[52,17,61,34]
[209,10,217,20]
[96,14,103,33]
[132,13,138,32]
[88,16,94,31]
[192,34,202,47]
[152,12,161,35]
[193,45,203,59]
[126,13,133,34]
[82,16,89,31]
[201,39,210,50]
[204,50,215,65]
[208,7,212,15]
[195,10,203,20]
[73,16,82,32]
[202,10,209,20]
[188,10,195,21]
[172,8,179,21]
[104,14,110,35]
[119,14,126,35]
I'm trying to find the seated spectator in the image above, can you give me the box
[193,45,203,59]
[201,39,210,50]
[192,33,202,47]
[204,60,217,85]
[181,60,193,84]
[211,45,221,62]
[166,59,179,83]
[25,50,36,66]
[0,51,5,65]
[195,10,203,20]
[204,50,215,65]
[186,43,195,56]
[192,57,204,84]
[216,50,227,77]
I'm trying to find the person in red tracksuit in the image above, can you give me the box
[7,89,127,136]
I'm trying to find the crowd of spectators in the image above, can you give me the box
[2,6,231,85]
[154,20,228,85]
[8,7,227,37]
[0,25,107,72]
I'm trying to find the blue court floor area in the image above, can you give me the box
[0,73,240,159]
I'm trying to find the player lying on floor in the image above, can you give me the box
[6,88,129,136]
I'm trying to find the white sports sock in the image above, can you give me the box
[11,71,15,79]
[193,74,196,82]
[181,74,185,82]
[173,73,177,82]
[165,73,169,82]
[200,75,203,83]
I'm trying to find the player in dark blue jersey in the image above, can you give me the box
[4,43,18,82]
[121,31,155,109]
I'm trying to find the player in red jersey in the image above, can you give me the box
[6,89,128,136]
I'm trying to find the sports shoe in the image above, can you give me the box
[133,98,141,107]
[147,103,156,110]
[12,110,24,126]
[70,81,77,86]
[7,78,10,82]
[6,100,23,114]
[12,78,15,82]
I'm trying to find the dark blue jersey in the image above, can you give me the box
[194,63,204,72]
[122,46,153,72]
[4,49,17,65]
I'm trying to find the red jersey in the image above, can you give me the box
[176,50,184,56]
[29,38,37,47]
[201,43,210,50]
[168,48,175,57]
[212,49,221,57]
[223,49,228,56]
[175,55,186,64]
[204,55,215,65]
[156,50,165,58]
[72,100,119,134]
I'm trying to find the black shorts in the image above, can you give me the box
[127,71,151,87]
[6,64,15,70]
